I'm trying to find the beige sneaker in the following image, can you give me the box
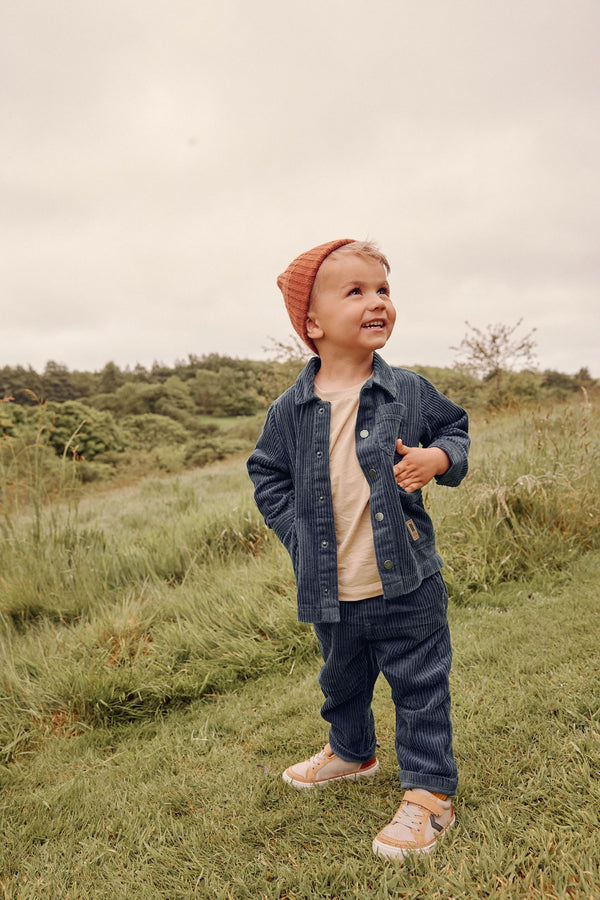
[282,743,379,790]
[372,789,455,860]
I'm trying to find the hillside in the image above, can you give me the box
[0,394,599,896]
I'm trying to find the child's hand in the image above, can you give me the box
[393,439,450,493]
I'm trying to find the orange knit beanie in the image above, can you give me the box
[277,238,355,354]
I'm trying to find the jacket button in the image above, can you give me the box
[316,451,323,458]
[360,429,369,438]
[321,540,328,548]
[383,559,394,570]
[375,512,384,522]
[368,468,377,479]
[318,407,325,414]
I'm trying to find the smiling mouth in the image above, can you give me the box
[362,319,385,329]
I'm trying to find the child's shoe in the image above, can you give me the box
[282,743,379,789]
[372,789,455,860]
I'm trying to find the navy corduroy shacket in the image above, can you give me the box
[247,352,470,623]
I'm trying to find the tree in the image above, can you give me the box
[451,319,537,402]
[0,364,43,405]
[189,366,262,416]
[42,361,73,402]
[98,361,125,394]
[189,369,220,415]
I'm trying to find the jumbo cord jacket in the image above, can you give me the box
[247,353,470,623]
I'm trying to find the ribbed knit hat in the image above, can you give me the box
[277,238,355,354]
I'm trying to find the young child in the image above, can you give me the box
[247,239,470,861]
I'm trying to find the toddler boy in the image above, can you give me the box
[247,239,470,860]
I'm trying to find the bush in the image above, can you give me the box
[223,414,265,443]
[183,437,247,469]
[43,401,125,460]
[122,414,190,448]
[0,402,25,438]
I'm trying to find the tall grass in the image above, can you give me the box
[0,414,82,545]
[431,398,599,601]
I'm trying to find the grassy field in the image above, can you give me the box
[1,397,599,898]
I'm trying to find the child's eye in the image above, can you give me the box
[377,286,390,296]
[348,287,361,296]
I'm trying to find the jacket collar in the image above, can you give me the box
[293,352,397,405]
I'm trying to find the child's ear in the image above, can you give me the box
[306,314,323,340]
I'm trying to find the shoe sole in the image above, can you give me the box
[282,759,380,790]
[372,814,455,860]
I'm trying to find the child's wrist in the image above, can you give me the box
[431,447,451,475]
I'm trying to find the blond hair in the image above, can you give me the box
[324,240,391,274]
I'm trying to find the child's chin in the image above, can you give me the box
[363,330,389,346]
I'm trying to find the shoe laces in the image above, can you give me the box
[308,747,330,770]
[392,800,426,834]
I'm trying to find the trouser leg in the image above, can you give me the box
[313,620,380,763]
[375,621,457,795]
[371,574,457,795]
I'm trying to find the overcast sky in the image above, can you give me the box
[2,0,599,376]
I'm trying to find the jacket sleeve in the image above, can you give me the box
[418,376,470,487]
[246,404,297,554]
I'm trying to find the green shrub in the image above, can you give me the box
[44,400,125,460]
[122,413,190,447]
[0,402,26,437]
[183,437,249,469]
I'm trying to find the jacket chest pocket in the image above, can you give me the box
[375,403,406,457]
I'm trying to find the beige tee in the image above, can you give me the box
[316,382,383,602]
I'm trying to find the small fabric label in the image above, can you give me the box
[406,519,419,541]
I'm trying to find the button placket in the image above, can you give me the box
[312,399,336,607]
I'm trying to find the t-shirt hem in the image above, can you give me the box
[338,582,384,602]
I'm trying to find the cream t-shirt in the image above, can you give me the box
[316,382,383,602]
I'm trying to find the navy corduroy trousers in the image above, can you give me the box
[313,572,458,796]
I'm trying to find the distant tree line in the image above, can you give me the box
[1,346,596,499]
[0,354,306,416]
[0,354,309,492]
[1,343,595,414]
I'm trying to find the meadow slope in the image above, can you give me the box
[1,398,599,898]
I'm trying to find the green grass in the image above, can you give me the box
[429,400,599,601]
[1,397,599,898]
[1,553,599,898]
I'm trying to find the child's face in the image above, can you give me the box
[306,253,396,357]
